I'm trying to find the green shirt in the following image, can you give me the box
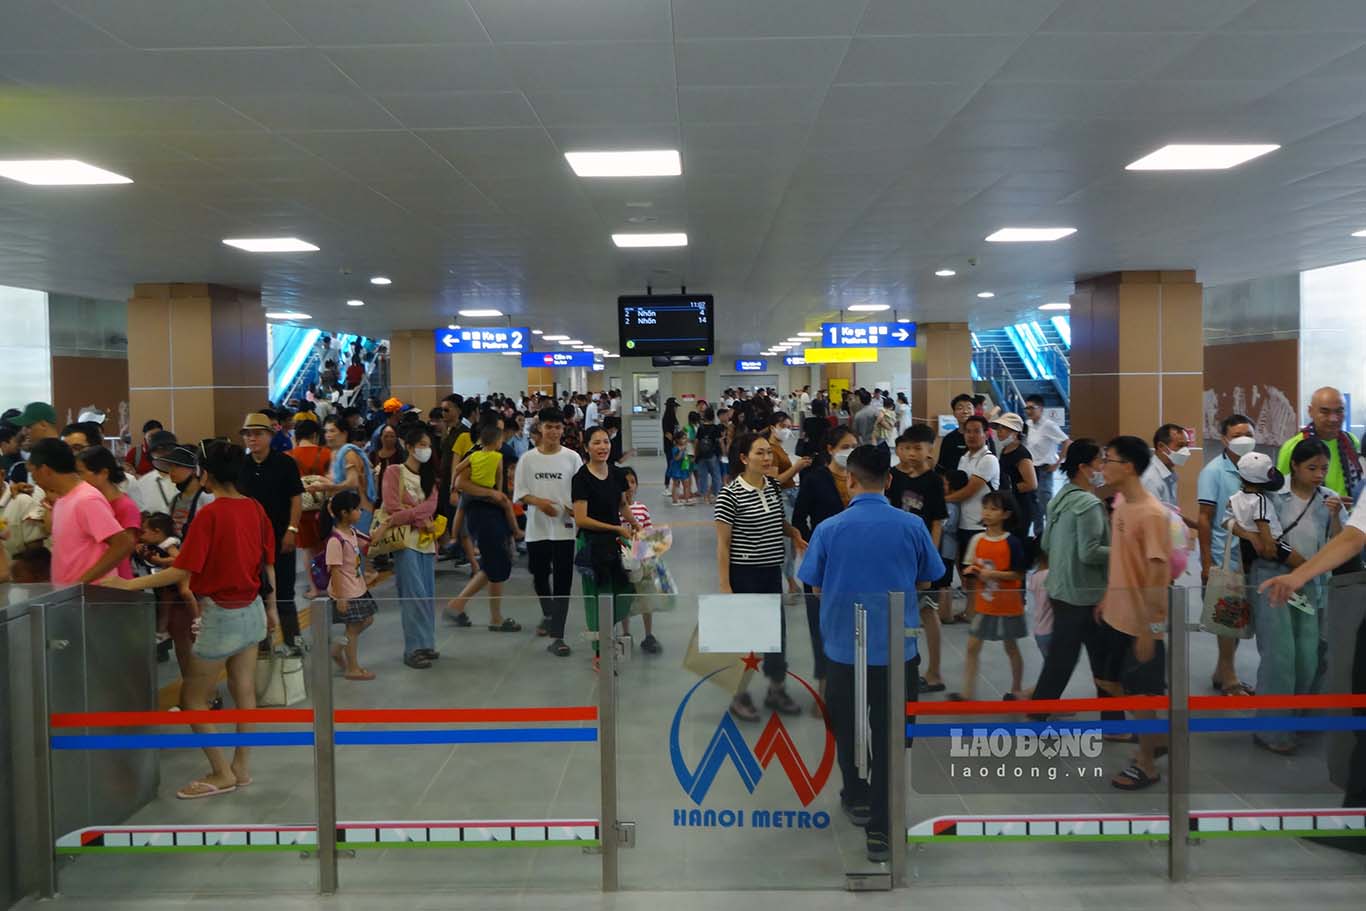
[1276,432,1361,497]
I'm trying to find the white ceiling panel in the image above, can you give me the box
[675,38,849,87]
[226,93,401,131]
[469,0,672,43]
[374,92,539,129]
[0,0,127,50]
[671,0,868,39]
[284,130,460,180]
[1222,0,1366,32]
[834,36,1024,85]
[817,83,975,122]
[4,96,261,134]
[995,33,1203,82]
[858,0,1062,36]
[677,84,827,124]
[158,130,313,161]
[324,45,515,93]
[498,41,677,91]
[0,48,352,95]
[1156,33,1366,82]
[60,0,299,48]
[1039,0,1254,33]
[419,128,565,179]
[270,0,490,46]
[526,87,679,127]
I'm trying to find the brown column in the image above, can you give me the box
[388,330,453,411]
[526,367,554,396]
[910,322,973,430]
[127,283,266,444]
[1071,270,1204,511]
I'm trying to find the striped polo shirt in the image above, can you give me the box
[715,474,787,565]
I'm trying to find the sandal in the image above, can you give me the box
[489,618,522,633]
[176,780,237,800]
[1253,735,1297,755]
[1111,765,1160,791]
[536,619,549,637]
[1221,681,1255,697]
[920,678,947,694]
[403,653,433,670]
[945,692,967,702]
[343,670,376,681]
[547,639,571,657]
[447,611,472,628]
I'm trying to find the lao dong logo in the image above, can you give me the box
[949,726,1104,759]
[668,666,834,831]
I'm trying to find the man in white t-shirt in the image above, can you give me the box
[584,396,600,429]
[798,385,811,419]
[944,415,1000,567]
[513,406,584,657]
[1023,395,1069,532]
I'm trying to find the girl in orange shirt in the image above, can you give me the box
[951,492,1029,701]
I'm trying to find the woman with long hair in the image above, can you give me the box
[573,426,640,671]
[75,445,140,579]
[374,426,439,669]
[102,441,278,799]
[309,415,376,534]
[716,432,808,721]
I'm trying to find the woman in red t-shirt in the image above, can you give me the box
[104,441,278,800]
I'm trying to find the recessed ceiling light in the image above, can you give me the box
[986,227,1077,243]
[612,232,687,248]
[785,337,806,343]
[346,299,364,307]
[265,311,311,320]
[223,237,318,253]
[447,323,458,330]
[897,318,912,323]
[934,269,956,277]
[501,351,521,356]
[565,150,681,178]
[848,303,890,312]
[458,308,502,318]
[0,159,132,185]
[544,334,569,341]
[797,331,821,338]
[369,276,392,286]
[977,292,995,299]
[566,339,584,346]
[1352,230,1366,238]
[1040,302,1071,311]
[605,353,620,358]
[531,329,544,335]
[1125,143,1279,171]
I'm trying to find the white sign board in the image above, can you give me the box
[697,594,782,654]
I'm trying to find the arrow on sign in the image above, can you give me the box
[442,334,456,347]
[893,328,910,342]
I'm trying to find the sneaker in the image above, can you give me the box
[729,692,760,722]
[842,800,872,827]
[763,686,801,716]
[866,832,890,863]
[640,634,662,655]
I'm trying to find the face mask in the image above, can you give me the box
[774,427,793,444]
[1228,436,1256,458]
[413,446,433,464]
[1168,446,1192,467]
[832,450,852,469]
[1090,469,1106,488]
[996,430,1014,446]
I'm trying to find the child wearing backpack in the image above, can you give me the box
[321,490,379,681]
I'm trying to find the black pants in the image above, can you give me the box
[1031,599,1125,721]
[528,539,575,639]
[804,584,826,680]
[1348,608,1366,808]
[826,657,920,838]
[729,562,786,683]
[273,537,300,644]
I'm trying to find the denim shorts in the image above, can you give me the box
[193,596,267,661]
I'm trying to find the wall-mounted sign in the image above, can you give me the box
[803,347,879,364]
[521,351,594,368]
[819,322,916,348]
[435,327,530,353]
[783,355,807,366]
[734,359,768,372]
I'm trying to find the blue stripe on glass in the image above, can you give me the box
[336,728,598,746]
[52,732,314,750]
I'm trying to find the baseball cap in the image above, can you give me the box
[383,397,403,414]
[152,444,198,470]
[77,407,107,424]
[242,412,274,431]
[1236,451,1285,490]
[990,412,1025,433]
[13,402,57,428]
[146,430,179,452]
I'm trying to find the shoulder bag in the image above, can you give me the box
[1200,532,1255,639]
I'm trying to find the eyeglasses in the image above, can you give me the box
[1102,457,1129,465]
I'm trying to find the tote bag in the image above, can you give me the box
[1200,533,1254,639]
[256,648,307,706]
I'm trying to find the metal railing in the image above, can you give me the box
[971,344,1027,414]
[1037,341,1070,405]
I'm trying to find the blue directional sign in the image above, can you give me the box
[735,358,768,372]
[434,326,530,354]
[820,322,916,348]
[784,355,806,366]
[521,351,595,368]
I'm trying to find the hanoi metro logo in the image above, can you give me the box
[669,656,835,831]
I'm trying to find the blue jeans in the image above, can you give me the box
[394,548,436,658]
[1249,559,1322,749]
[695,457,723,499]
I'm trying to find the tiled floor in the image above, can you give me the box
[40,458,1366,907]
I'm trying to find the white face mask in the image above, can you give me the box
[1228,436,1256,458]
[1168,446,1192,467]
[832,449,852,469]
[413,446,433,464]
[773,427,793,444]
[1090,469,1106,488]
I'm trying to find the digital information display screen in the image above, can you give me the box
[734,358,768,372]
[618,294,714,357]
[521,351,595,368]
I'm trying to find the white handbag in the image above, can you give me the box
[255,648,307,706]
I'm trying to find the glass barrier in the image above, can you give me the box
[49,591,317,897]
[1182,577,1366,880]
[906,586,1171,886]
[330,594,600,893]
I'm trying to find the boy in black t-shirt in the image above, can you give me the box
[888,425,949,691]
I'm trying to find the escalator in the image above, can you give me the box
[268,328,389,409]
[971,317,1070,420]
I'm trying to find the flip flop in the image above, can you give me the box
[489,618,522,633]
[1111,765,1160,791]
[176,780,237,800]
[234,777,253,788]
[446,611,472,628]
[343,670,376,681]
[920,680,947,694]
[1222,681,1256,697]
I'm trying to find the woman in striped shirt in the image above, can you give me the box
[715,432,808,721]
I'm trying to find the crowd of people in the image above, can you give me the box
[2,379,1364,860]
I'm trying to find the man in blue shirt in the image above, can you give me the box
[1197,413,1255,695]
[798,445,945,863]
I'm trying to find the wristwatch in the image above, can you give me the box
[287,526,299,534]
[1148,622,1164,635]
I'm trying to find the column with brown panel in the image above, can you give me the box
[1071,270,1204,514]
[126,283,268,446]
[910,322,973,432]
[388,329,453,411]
